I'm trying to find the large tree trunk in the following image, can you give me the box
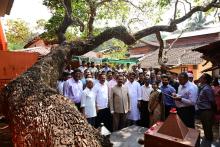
[0,46,109,146]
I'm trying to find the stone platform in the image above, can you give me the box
[110,125,220,147]
[110,125,146,147]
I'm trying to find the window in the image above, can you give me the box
[181,67,188,72]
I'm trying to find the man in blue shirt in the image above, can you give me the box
[160,74,176,119]
[197,73,216,142]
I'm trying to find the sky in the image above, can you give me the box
[3,0,51,27]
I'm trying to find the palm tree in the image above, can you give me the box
[185,12,213,31]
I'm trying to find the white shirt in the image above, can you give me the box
[57,80,65,95]
[108,79,117,99]
[108,79,117,89]
[125,80,141,121]
[140,84,153,101]
[78,66,87,73]
[63,78,83,103]
[137,68,143,73]
[63,69,73,74]
[116,68,124,73]
[175,81,198,108]
[89,67,98,74]
[94,82,109,110]
[81,87,97,118]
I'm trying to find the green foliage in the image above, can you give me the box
[95,39,128,59]
[41,0,219,44]
[42,0,131,40]
[185,11,214,31]
[157,0,171,8]
[41,12,64,41]
[5,19,33,50]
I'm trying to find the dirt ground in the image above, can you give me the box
[195,119,220,146]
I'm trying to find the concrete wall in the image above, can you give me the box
[169,60,212,80]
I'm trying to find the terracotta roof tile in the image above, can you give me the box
[14,47,51,56]
[140,44,206,68]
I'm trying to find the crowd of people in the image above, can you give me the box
[57,61,220,144]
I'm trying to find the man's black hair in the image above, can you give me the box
[178,72,188,79]
[161,74,169,80]
[74,68,81,73]
[203,73,212,85]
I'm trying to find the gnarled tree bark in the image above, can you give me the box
[0,46,110,146]
[1,0,220,146]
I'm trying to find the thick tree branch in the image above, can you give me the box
[57,0,84,43]
[156,32,166,67]
[86,0,112,36]
[133,25,177,40]
[86,0,96,37]
[65,0,220,56]
[69,26,136,55]
[171,0,219,25]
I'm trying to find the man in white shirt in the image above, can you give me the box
[173,72,198,128]
[102,63,111,73]
[63,69,83,111]
[94,73,112,131]
[138,79,153,127]
[107,72,118,98]
[81,78,97,126]
[137,64,143,73]
[88,62,98,75]
[57,72,71,95]
[78,61,87,73]
[125,72,141,125]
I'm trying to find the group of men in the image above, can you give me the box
[57,62,217,143]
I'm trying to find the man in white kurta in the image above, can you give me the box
[81,78,96,126]
[125,72,141,124]
[93,74,112,131]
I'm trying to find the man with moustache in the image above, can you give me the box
[125,72,141,125]
[63,69,83,110]
[94,74,112,131]
[110,75,130,131]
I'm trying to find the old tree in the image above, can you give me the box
[1,0,220,146]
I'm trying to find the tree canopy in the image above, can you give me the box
[41,0,220,64]
[5,19,34,50]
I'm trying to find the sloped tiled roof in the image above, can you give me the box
[165,26,220,40]
[132,40,159,48]
[14,47,51,56]
[140,44,206,68]
[83,51,98,58]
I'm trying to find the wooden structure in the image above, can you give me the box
[0,51,38,89]
[140,27,220,79]
[0,0,14,17]
[0,1,42,90]
[0,0,14,50]
[0,20,7,51]
[193,40,220,77]
[129,40,159,58]
[144,111,200,147]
